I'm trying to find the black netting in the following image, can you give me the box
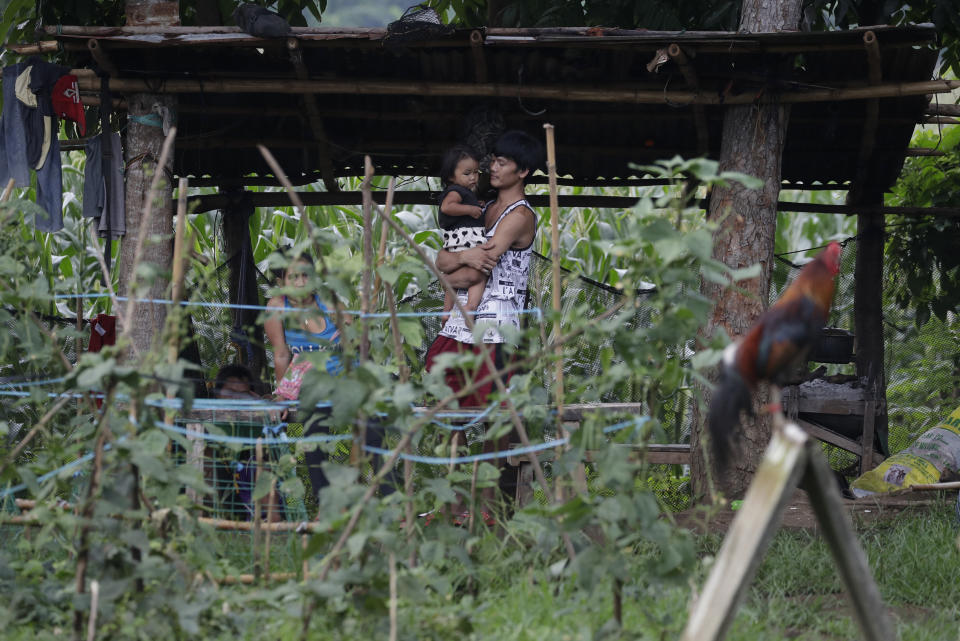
[384,5,454,43]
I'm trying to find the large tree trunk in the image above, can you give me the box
[117,0,178,355]
[690,0,803,501]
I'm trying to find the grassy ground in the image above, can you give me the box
[2,501,958,640]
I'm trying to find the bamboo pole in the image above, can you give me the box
[212,572,298,585]
[253,438,263,584]
[71,74,960,106]
[388,552,398,641]
[164,177,190,425]
[0,177,16,201]
[190,190,960,217]
[301,534,309,580]
[373,177,397,300]
[360,156,374,362]
[544,124,569,503]
[264,477,276,580]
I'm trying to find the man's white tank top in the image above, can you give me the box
[438,199,536,345]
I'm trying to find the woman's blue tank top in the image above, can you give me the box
[283,295,342,374]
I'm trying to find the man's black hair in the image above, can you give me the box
[214,363,255,391]
[439,144,480,187]
[492,130,545,181]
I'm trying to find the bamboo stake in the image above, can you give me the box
[253,438,263,584]
[264,478,276,581]
[388,552,398,641]
[349,157,376,466]
[72,75,960,106]
[0,177,15,201]
[373,177,397,300]
[384,282,415,560]
[468,459,480,534]
[164,178,190,427]
[544,124,568,503]
[212,572,298,585]
[301,534,309,581]
[86,579,100,641]
[360,156,375,363]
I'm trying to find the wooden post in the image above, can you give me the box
[681,423,810,641]
[853,193,889,456]
[803,441,895,641]
[681,416,895,641]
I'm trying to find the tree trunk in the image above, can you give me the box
[690,0,803,501]
[118,0,178,354]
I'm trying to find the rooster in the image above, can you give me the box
[707,241,842,469]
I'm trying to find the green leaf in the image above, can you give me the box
[252,470,275,501]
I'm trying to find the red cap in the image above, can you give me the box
[52,74,86,135]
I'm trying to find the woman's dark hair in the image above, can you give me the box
[492,130,545,181]
[439,145,480,186]
[270,247,310,284]
[214,363,255,391]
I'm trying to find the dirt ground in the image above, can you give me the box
[672,488,957,534]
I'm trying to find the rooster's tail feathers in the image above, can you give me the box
[706,365,752,471]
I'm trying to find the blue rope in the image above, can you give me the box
[364,438,568,464]
[0,415,653,498]
[0,376,67,389]
[429,401,498,432]
[129,113,164,128]
[153,420,352,446]
[52,294,542,318]
[0,440,122,499]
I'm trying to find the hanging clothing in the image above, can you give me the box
[83,133,125,238]
[0,61,65,232]
[87,313,117,353]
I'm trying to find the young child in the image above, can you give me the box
[437,145,488,319]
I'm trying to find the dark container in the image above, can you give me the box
[809,327,855,364]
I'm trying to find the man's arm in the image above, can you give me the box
[435,206,535,286]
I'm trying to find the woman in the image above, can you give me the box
[264,253,344,500]
[264,254,342,399]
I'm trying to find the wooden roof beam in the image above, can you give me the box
[87,38,118,76]
[668,43,709,156]
[849,30,882,203]
[72,74,960,105]
[287,37,339,192]
[186,190,960,216]
[470,29,488,83]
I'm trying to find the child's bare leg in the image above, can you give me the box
[442,289,455,324]
[466,278,487,313]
